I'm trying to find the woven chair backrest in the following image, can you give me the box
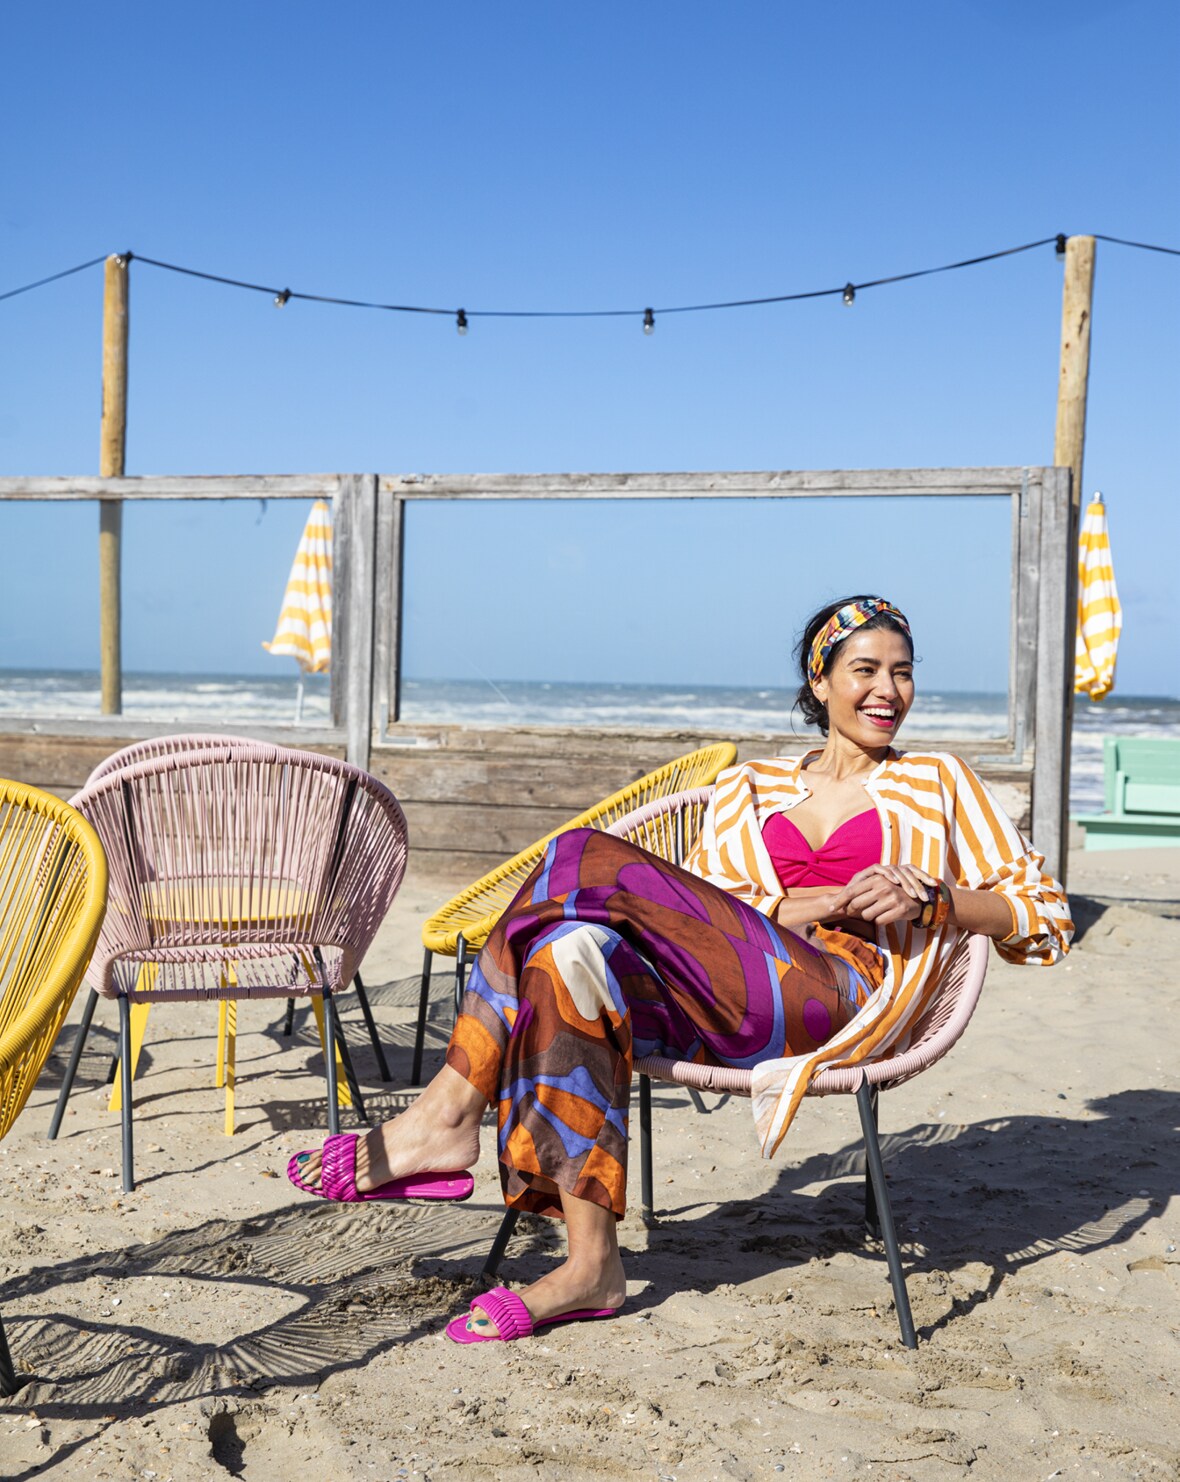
[72,746,407,991]
[604,787,715,864]
[86,733,284,786]
[422,743,736,955]
[0,780,108,1139]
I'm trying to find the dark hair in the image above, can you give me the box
[793,595,914,735]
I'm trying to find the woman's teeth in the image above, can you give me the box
[861,707,896,726]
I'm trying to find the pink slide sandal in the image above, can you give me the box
[446,1285,618,1344]
[286,1132,474,1203]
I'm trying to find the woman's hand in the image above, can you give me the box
[829,863,934,926]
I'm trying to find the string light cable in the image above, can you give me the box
[0,254,107,304]
[1,233,1176,329]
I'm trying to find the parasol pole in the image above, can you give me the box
[1053,234,1096,885]
[99,253,130,714]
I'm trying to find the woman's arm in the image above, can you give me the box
[840,862,1031,941]
[944,882,1014,938]
[773,887,845,931]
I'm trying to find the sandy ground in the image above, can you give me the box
[2,846,1178,1482]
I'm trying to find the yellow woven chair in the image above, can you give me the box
[410,742,737,1081]
[0,779,107,1396]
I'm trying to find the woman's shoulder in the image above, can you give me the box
[881,747,975,776]
[712,755,810,800]
[876,749,989,800]
[719,754,811,782]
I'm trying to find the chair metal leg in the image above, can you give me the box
[687,1087,710,1115]
[482,1208,521,1281]
[48,987,99,1140]
[639,1073,655,1225]
[411,948,433,1086]
[331,1003,370,1125]
[106,1052,119,1085]
[282,997,296,1036]
[322,993,341,1137]
[856,1080,916,1348]
[0,1308,19,1398]
[352,973,392,1082]
[863,1085,880,1234]
[118,997,135,1194]
[454,936,469,1017]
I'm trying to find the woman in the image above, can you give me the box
[290,595,1072,1344]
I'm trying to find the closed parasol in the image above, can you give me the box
[263,500,332,719]
[1074,492,1122,701]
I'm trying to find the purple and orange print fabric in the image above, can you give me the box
[446,828,880,1219]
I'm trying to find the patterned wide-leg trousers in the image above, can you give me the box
[446,828,880,1218]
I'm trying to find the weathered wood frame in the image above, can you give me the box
[0,464,1075,871]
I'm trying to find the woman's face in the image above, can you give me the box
[812,626,915,746]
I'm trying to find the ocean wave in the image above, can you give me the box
[2,670,1177,813]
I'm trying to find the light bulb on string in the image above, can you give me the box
[842,283,855,307]
[643,307,655,335]
[274,288,291,308]
[1055,234,1068,259]
[456,308,468,336]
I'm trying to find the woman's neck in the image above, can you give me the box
[805,732,890,781]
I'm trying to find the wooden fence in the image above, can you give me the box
[0,466,1076,874]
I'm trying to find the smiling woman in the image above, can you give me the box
[287,590,1073,1347]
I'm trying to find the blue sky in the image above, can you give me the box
[1,2,1176,697]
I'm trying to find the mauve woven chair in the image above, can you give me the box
[48,744,409,1192]
[481,787,990,1349]
[76,735,395,1085]
[83,733,267,785]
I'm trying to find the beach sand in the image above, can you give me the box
[2,847,1177,1481]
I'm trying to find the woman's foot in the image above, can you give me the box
[295,1065,484,1193]
[464,1190,627,1338]
[462,1251,627,1340]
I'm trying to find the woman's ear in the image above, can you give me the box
[811,676,828,706]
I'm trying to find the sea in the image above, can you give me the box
[2,669,1177,816]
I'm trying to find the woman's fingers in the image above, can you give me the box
[842,877,923,923]
[891,867,930,901]
[860,864,926,902]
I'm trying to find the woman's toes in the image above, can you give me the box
[295,1152,323,1188]
[465,1305,501,1338]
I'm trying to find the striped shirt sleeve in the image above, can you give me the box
[943,757,1074,965]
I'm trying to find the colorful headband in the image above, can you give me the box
[807,599,911,687]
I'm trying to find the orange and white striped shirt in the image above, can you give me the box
[685,750,1073,1157]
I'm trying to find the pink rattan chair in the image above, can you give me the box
[48,744,409,1191]
[480,788,989,1349]
[75,735,395,1083]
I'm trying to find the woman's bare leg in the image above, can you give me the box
[297,1063,485,1191]
[465,1188,627,1338]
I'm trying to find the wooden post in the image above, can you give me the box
[99,254,129,714]
[1054,236,1096,507]
[1051,235,1095,884]
[1030,467,1074,879]
[332,474,378,768]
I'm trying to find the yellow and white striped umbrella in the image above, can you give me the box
[1074,493,1121,701]
[263,500,332,673]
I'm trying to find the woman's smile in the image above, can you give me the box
[860,704,900,730]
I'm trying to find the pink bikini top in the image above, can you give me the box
[762,808,882,889]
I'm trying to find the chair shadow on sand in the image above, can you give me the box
[13,962,1175,1477]
[631,1084,1177,1339]
[0,1196,563,1478]
[7,1087,1173,1399]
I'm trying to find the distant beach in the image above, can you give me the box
[1,668,1177,814]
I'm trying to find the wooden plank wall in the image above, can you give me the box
[1,726,1033,881]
